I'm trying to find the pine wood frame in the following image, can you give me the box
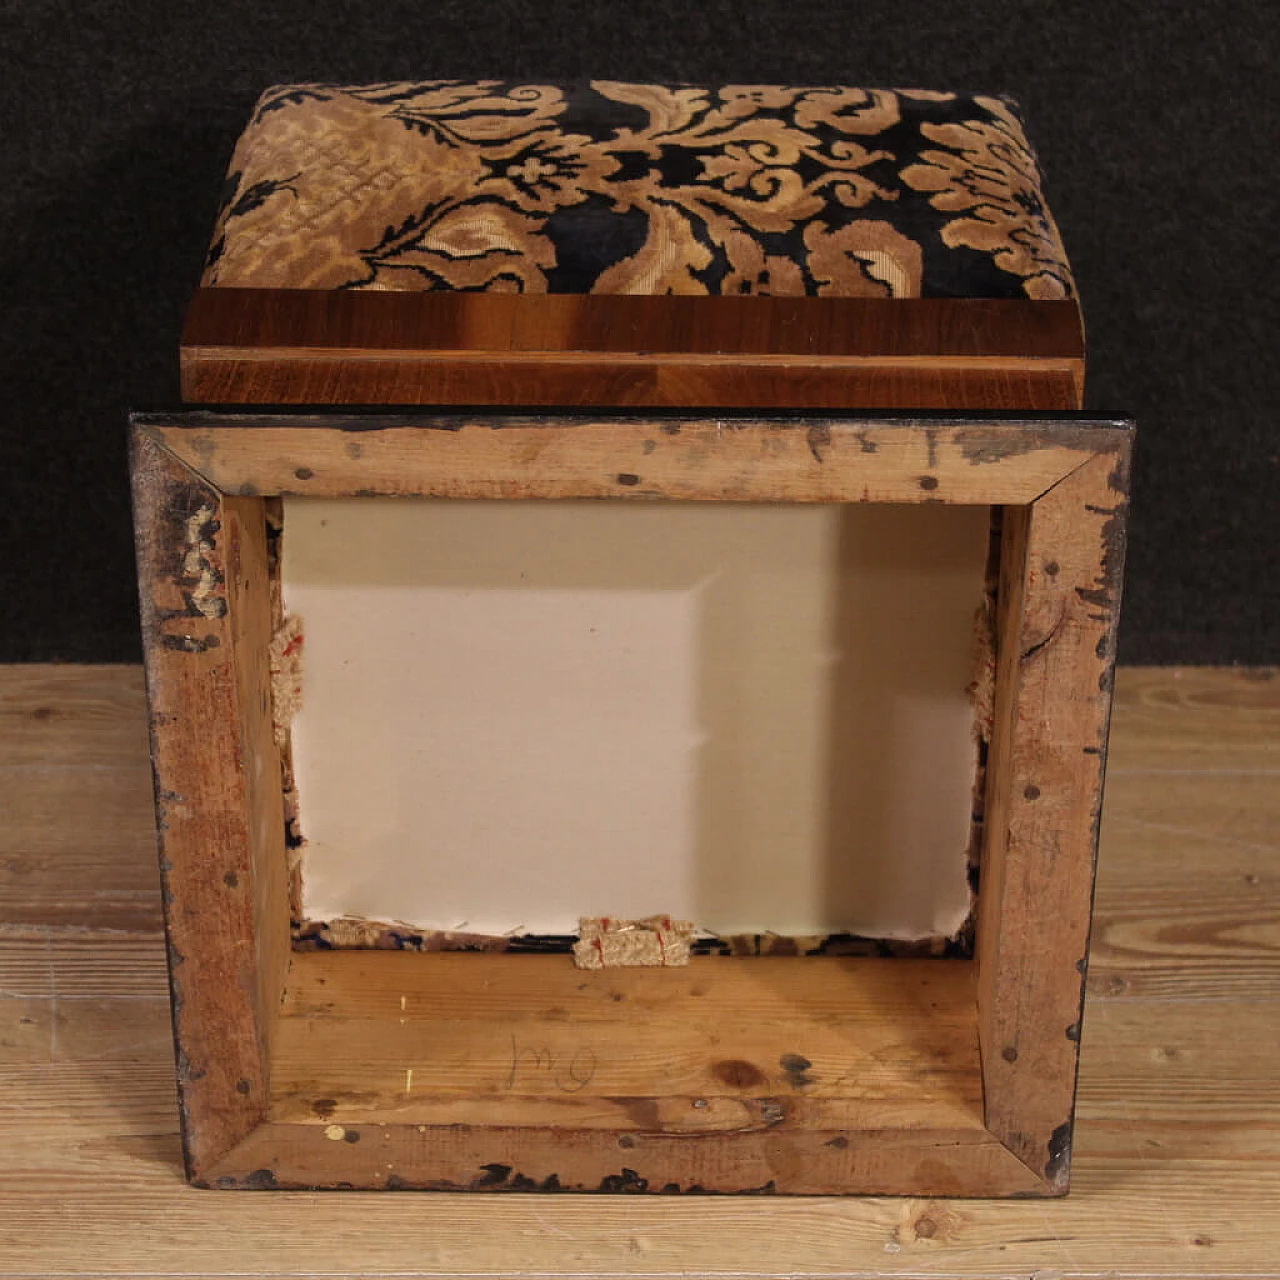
[131,401,1131,1197]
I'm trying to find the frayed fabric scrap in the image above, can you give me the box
[573,915,695,969]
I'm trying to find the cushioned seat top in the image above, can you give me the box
[204,80,1074,301]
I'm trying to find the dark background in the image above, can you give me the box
[1,0,1276,664]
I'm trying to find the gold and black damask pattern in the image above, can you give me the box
[204,81,1074,300]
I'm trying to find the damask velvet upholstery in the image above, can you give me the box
[204,81,1074,300]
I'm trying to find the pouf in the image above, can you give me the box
[133,81,1131,1197]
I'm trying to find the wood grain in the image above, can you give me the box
[181,289,1085,409]
[0,666,159,930]
[221,495,291,1077]
[183,291,1087,360]
[137,411,1125,506]
[1107,666,1280,773]
[204,1120,1043,1198]
[976,450,1130,1188]
[0,664,150,766]
[1,664,1277,1273]
[248,952,1018,1194]
[271,953,984,1131]
[1087,769,1280,1001]
[184,355,1085,411]
[0,764,158,930]
[1095,668,1280,999]
[129,434,278,1175]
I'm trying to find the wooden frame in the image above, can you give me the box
[181,289,1084,411]
[131,405,1131,1196]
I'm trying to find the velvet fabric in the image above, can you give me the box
[205,81,1074,300]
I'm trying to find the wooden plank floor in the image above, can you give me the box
[1,664,1277,1277]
